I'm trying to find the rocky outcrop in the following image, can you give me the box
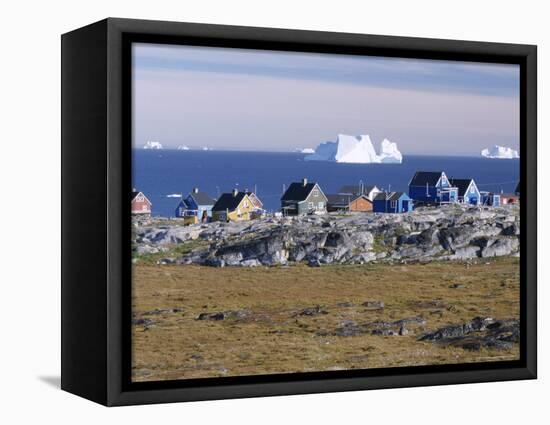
[419,317,519,351]
[133,204,520,267]
[320,316,427,337]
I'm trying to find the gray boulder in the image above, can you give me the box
[482,237,519,257]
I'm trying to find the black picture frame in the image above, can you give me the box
[61,17,537,406]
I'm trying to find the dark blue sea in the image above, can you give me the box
[132,150,519,217]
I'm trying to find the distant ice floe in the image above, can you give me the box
[177,145,190,150]
[481,145,519,159]
[300,148,315,154]
[166,194,182,198]
[143,141,163,150]
[304,134,403,164]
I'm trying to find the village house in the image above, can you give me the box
[175,187,216,224]
[212,189,256,222]
[480,191,501,207]
[500,193,519,205]
[131,189,152,216]
[449,178,481,206]
[373,192,413,214]
[326,193,373,213]
[408,171,458,204]
[244,190,265,218]
[338,184,381,201]
[281,178,328,216]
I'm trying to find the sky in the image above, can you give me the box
[132,43,520,156]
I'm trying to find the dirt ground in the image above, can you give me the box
[132,257,520,382]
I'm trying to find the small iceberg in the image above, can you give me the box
[166,193,182,198]
[177,145,190,151]
[481,145,519,159]
[304,134,403,164]
[143,141,163,150]
[300,148,315,154]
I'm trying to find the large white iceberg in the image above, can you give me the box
[143,141,163,150]
[304,134,403,164]
[481,145,519,159]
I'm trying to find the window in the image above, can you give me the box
[136,195,144,202]
[470,186,476,193]
[390,200,397,208]
[313,189,319,197]
[318,202,324,209]
[308,202,314,209]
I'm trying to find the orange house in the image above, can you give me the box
[326,194,373,212]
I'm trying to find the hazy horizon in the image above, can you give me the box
[132,43,520,156]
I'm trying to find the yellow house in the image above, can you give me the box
[212,190,256,222]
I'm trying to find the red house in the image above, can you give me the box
[131,189,152,215]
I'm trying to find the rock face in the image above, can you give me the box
[133,204,520,267]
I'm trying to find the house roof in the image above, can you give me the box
[246,192,264,208]
[212,192,248,211]
[338,185,377,195]
[374,191,410,201]
[131,191,151,204]
[449,178,475,197]
[177,198,192,208]
[326,193,370,206]
[409,171,443,186]
[281,182,318,202]
[189,191,215,206]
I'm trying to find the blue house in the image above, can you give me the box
[449,178,481,206]
[480,191,501,207]
[408,171,458,204]
[175,188,216,222]
[373,192,413,213]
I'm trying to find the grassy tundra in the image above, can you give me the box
[132,257,519,382]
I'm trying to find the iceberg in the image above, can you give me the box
[377,138,403,163]
[166,193,182,198]
[143,141,163,150]
[177,145,190,150]
[300,148,315,154]
[304,134,402,164]
[481,145,519,159]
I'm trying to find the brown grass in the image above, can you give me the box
[131,257,520,382]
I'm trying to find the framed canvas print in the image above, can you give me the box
[61,18,537,406]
